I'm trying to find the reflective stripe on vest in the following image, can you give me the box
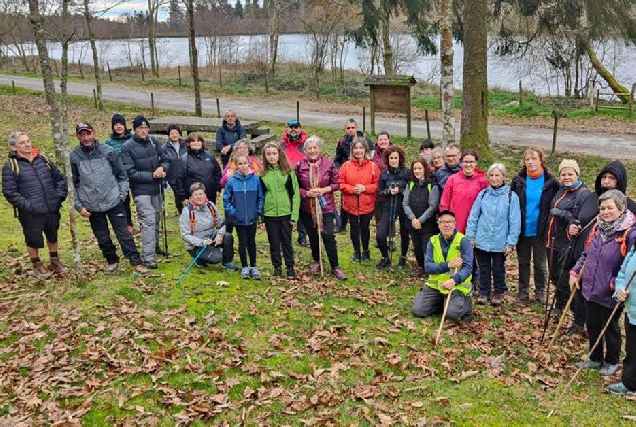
[426,232,472,295]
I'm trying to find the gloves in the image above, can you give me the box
[550,208,564,218]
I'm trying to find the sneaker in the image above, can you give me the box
[564,324,585,337]
[286,267,297,279]
[104,263,119,274]
[133,264,149,276]
[576,360,602,369]
[250,267,261,280]
[241,267,251,279]
[491,292,505,306]
[49,257,68,274]
[477,295,488,305]
[361,250,371,263]
[516,293,530,305]
[352,251,361,262]
[599,363,619,377]
[551,307,563,318]
[144,260,158,269]
[31,261,52,280]
[194,262,205,268]
[273,267,282,277]
[397,256,407,268]
[535,292,547,305]
[311,262,321,275]
[297,239,310,248]
[376,258,390,270]
[607,382,634,395]
[332,267,347,281]
[222,262,238,271]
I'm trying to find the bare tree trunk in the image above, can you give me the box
[460,0,489,153]
[148,0,159,77]
[187,0,202,116]
[267,0,280,75]
[380,12,393,75]
[83,0,104,110]
[28,0,82,275]
[583,40,629,102]
[440,0,455,144]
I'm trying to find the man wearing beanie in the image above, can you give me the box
[546,158,595,321]
[105,113,134,231]
[158,124,187,213]
[121,115,171,269]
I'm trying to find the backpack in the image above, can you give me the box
[8,154,54,218]
[187,201,218,236]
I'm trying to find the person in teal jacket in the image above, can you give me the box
[260,142,300,279]
[223,153,264,279]
[466,163,521,306]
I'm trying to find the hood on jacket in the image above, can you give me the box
[595,161,628,195]
[222,118,242,131]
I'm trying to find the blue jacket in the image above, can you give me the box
[223,172,264,226]
[615,244,636,325]
[465,184,521,253]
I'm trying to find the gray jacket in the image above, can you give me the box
[70,141,128,212]
[179,201,226,250]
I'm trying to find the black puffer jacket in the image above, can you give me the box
[120,136,170,197]
[377,166,411,214]
[2,149,67,215]
[510,167,559,240]
[595,161,636,214]
[547,181,596,251]
[176,148,222,204]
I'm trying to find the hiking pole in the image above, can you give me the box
[315,196,324,276]
[540,237,558,344]
[176,245,207,285]
[356,192,361,265]
[435,267,458,346]
[549,258,590,348]
[160,183,170,257]
[388,191,396,269]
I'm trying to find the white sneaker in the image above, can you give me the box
[599,363,619,376]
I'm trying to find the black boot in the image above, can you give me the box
[376,257,390,270]
[397,256,407,268]
[353,251,361,262]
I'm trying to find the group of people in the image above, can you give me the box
[6,112,636,396]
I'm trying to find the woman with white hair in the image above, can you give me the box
[466,163,521,306]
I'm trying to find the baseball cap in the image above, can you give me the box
[76,122,94,133]
[287,119,301,127]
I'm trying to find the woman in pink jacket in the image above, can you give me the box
[439,149,488,233]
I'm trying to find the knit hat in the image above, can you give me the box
[167,124,181,134]
[558,159,580,176]
[111,113,126,131]
[132,115,149,130]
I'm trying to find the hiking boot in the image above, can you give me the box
[607,382,634,395]
[376,257,391,270]
[49,257,68,274]
[361,250,371,263]
[222,262,238,271]
[414,267,426,278]
[31,260,52,280]
[273,267,282,277]
[516,293,530,305]
[352,251,361,262]
[286,267,297,279]
[397,256,407,268]
[599,363,619,377]
[477,294,489,305]
[144,260,158,269]
[551,307,563,318]
[311,262,321,275]
[535,292,547,305]
[155,246,168,257]
[575,360,602,369]
[104,263,119,275]
[250,267,261,280]
[564,324,585,337]
[491,292,505,306]
[297,239,310,248]
[332,267,347,281]
[241,267,251,279]
[133,264,149,276]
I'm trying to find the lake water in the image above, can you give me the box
[4,34,636,96]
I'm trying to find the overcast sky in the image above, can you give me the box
[94,1,169,20]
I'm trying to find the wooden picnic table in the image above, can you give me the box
[149,115,260,136]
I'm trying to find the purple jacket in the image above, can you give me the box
[572,211,636,309]
[295,156,339,214]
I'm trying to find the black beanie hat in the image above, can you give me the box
[111,113,126,131]
[167,124,181,134]
[132,115,149,130]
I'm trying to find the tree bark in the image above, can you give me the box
[148,0,159,77]
[582,39,630,103]
[380,11,393,75]
[440,0,455,144]
[187,0,202,116]
[83,0,104,110]
[267,0,280,75]
[460,0,489,153]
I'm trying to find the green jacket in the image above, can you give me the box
[261,166,300,221]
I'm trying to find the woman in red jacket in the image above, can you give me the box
[339,137,379,262]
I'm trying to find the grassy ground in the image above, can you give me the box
[2,87,636,425]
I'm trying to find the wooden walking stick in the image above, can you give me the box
[435,267,459,346]
[548,267,636,418]
[315,196,324,276]
[549,259,589,348]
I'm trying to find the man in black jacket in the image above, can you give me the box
[121,115,170,269]
[2,131,68,279]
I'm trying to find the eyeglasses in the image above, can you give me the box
[438,220,455,224]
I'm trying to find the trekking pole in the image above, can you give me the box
[176,245,207,285]
[435,267,458,345]
[315,196,324,276]
[540,237,558,344]
[356,192,361,265]
[549,258,590,348]
[160,183,170,257]
[388,191,396,268]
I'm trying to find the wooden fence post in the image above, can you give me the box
[425,109,431,140]
[93,88,97,108]
[107,61,112,82]
[551,110,558,154]
[518,80,523,107]
[588,79,595,111]
[216,98,221,118]
[151,92,155,114]
[296,101,300,123]
[362,106,366,132]
[140,65,145,83]
[178,65,181,86]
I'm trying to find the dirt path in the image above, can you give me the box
[2,74,635,159]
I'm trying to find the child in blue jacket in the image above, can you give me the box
[223,153,264,279]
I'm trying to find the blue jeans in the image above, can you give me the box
[476,248,507,296]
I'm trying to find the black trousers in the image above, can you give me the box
[586,300,622,365]
[264,215,295,269]
[348,212,373,253]
[300,211,339,270]
[235,223,257,267]
[88,202,142,266]
[376,209,409,258]
[623,314,636,390]
[187,232,234,265]
[409,228,435,269]
[123,192,133,228]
